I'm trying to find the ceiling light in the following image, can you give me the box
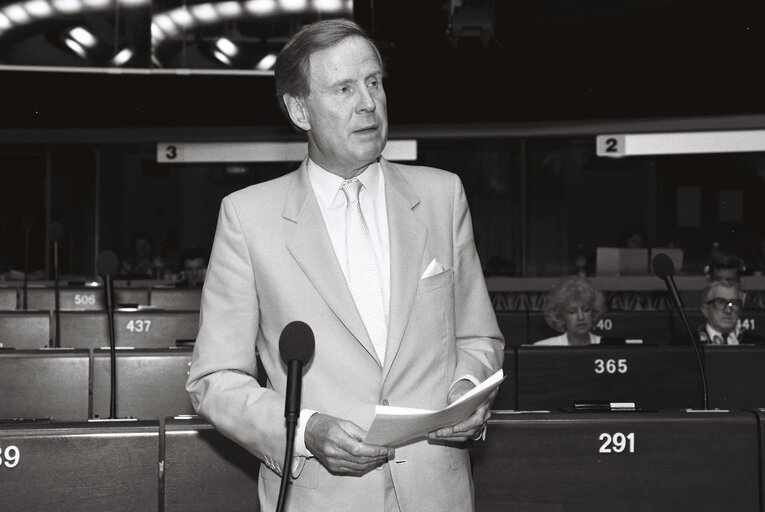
[244,0,276,14]
[0,13,12,30]
[215,1,241,16]
[24,0,54,17]
[4,4,31,23]
[280,0,306,12]
[211,37,239,66]
[154,13,176,34]
[255,53,276,70]
[116,0,150,6]
[168,7,193,28]
[110,47,134,66]
[82,0,111,8]
[68,26,97,47]
[190,3,218,22]
[314,0,342,11]
[52,0,82,13]
[150,22,164,40]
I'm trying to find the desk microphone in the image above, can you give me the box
[49,223,65,348]
[276,320,315,512]
[653,253,708,409]
[21,216,33,310]
[97,250,120,419]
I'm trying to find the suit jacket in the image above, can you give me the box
[697,323,765,345]
[186,158,504,512]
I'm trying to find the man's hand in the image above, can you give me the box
[305,413,393,476]
[428,380,496,442]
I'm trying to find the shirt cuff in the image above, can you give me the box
[294,408,318,458]
[450,374,481,391]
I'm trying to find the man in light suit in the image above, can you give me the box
[186,18,504,512]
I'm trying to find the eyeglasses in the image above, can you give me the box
[705,298,743,312]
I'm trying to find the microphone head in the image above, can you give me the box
[48,222,65,243]
[22,216,34,231]
[279,321,315,366]
[96,250,120,278]
[653,253,675,279]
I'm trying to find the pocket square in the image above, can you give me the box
[421,258,449,279]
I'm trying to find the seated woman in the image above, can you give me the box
[535,276,606,346]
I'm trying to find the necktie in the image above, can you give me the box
[342,179,388,364]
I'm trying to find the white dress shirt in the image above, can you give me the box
[307,158,391,314]
[292,158,390,461]
[704,324,739,345]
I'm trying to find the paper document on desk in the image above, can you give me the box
[364,369,505,446]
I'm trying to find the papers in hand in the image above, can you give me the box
[364,369,505,447]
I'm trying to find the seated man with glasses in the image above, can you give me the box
[698,280,764,345]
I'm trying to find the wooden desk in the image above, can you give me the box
[515,346,703,411]
[0,420,159,511]
[91,348,195,420]
[0,349,90,420]
[0,311,50,348]
[57,310,199,349]
[473,410,760,512]
[163,417,260,512]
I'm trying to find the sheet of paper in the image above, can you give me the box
[364,369,505,446]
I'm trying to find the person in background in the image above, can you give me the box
[619,226,646,249]
[178,246,209,288]
[535,276,606,346]
[119,232,154,277]
[698,280,763,345]
[704,250,745,284]
[186,19,503,512]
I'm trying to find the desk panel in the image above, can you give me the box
[91,348,195,420]
[0,311,50,348]
[0,420,159,512]
[150,288,202,310]
[670,310,705,342]
[473,411,759,512]
[0,349,90,420]
[58,310,199,348]
[516,346,702,411]
[496,312,528,346]
[163,417,260,512]
[590,311,673,344]
[0,287,17,310]
[705,345,765,409]
[26,287,150,311]
[526,311,558,344]
[493,349,516,411]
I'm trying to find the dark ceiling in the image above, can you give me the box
[1,0,764,131]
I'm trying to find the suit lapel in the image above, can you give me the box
[284,162,379,362]
[381,159,427,380]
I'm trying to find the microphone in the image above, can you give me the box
[21,216,33,310]
[49,223,64,348]
[279,321,315,424]
[97,250,120,419]
[276,321,315,512]
[653,253,708,409]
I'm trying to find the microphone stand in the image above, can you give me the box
[53,240,60,348]
[276,420,297,512]
[23,225,30,310]
[663,273,708,409]
[276,359,302,512]
[105,273,117,418]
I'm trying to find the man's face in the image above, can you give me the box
[294,36,387,178]
[701,285,743,334]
